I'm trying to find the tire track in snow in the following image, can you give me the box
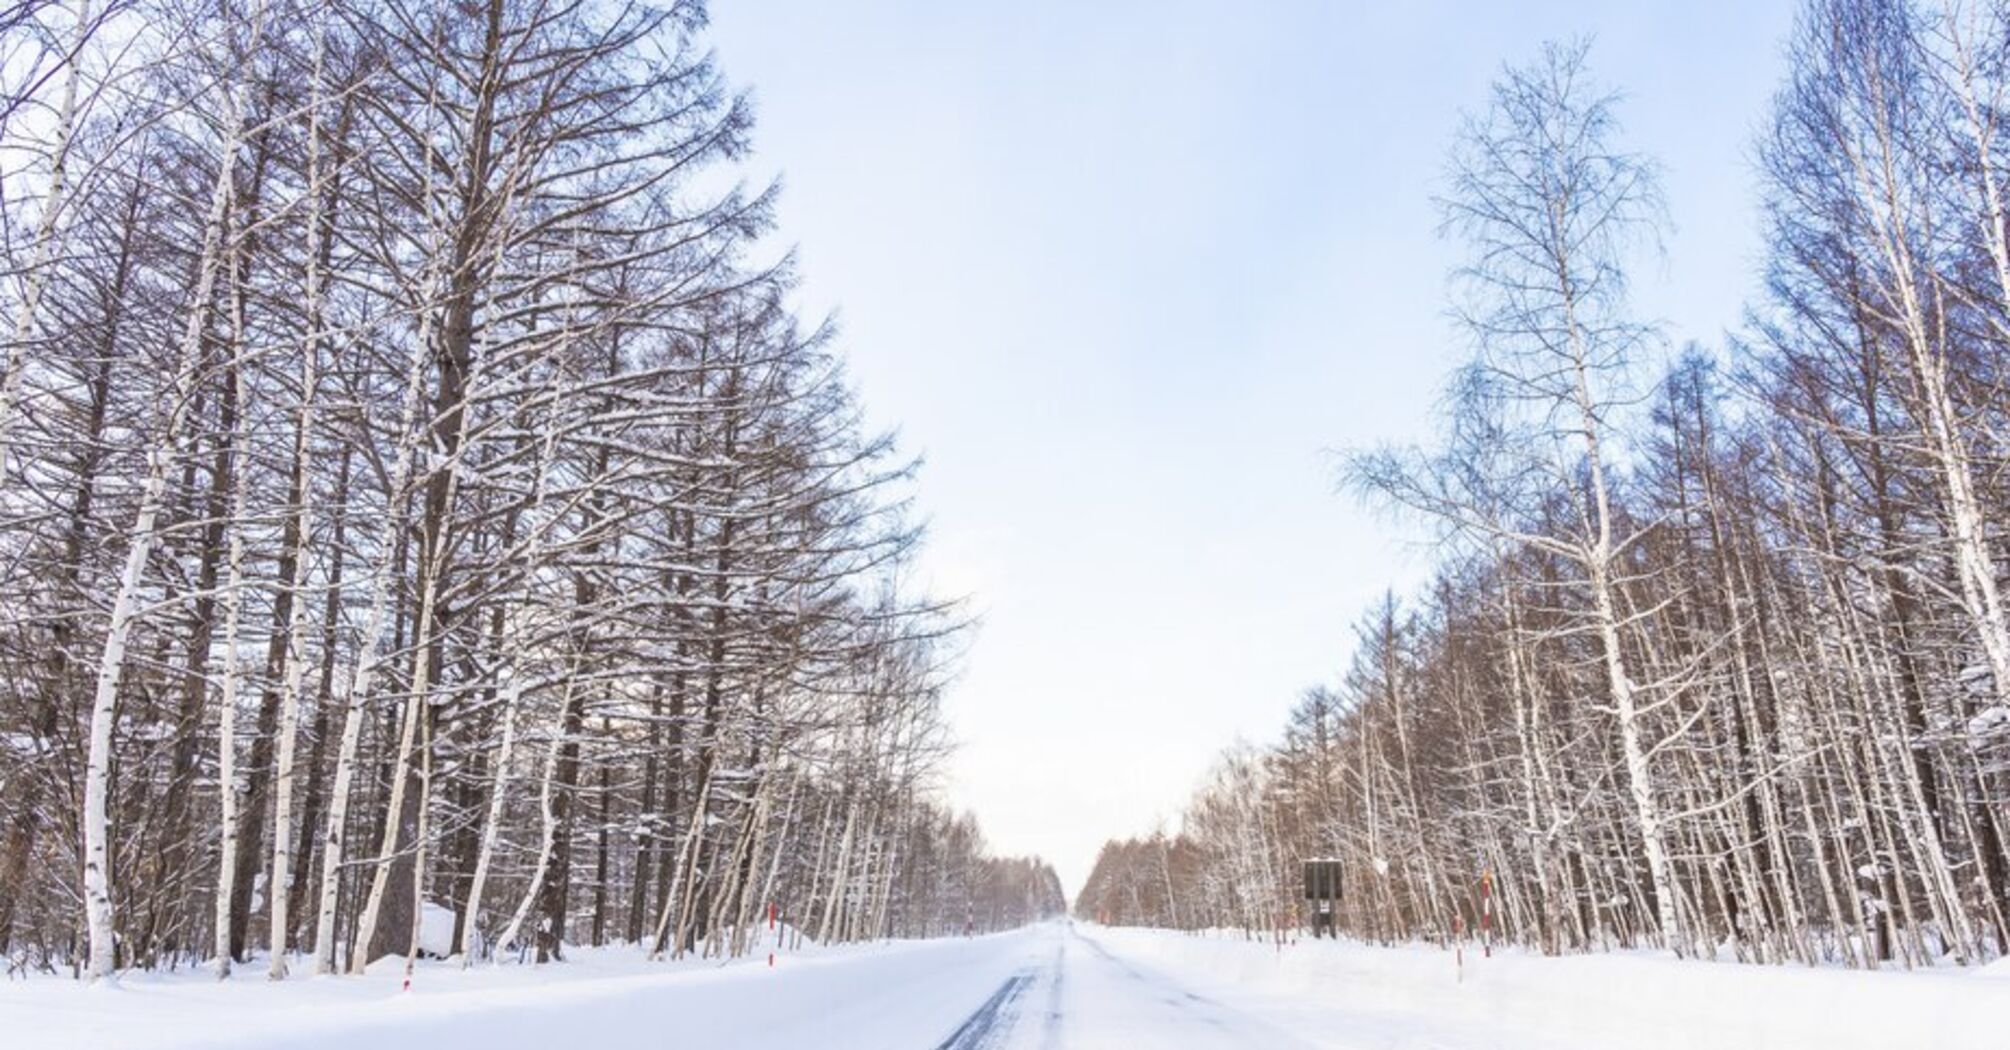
[933,968,1034,1050]
[1039,944,1066,1050]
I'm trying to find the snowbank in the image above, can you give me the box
[0,930,1042,1050]
[1082,925,2007,1049]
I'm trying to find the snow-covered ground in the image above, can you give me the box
[1077,925,2010,1049]
[2,930,1041,1050]
[7,922,2006,1049]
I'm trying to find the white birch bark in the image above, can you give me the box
[83,4,262,977]
[649,765,718,959]
[309,90,455,970]
[460,421,560,962]
[308,269,439,974]
[264,27,327,980]
[751,774,800,950]
[345,662,426,974]
[350,195,517,968]
[262,264,317,980]
[458,674,520,962]
[813,801,857,946]
[495,668,585,958]
[210,238,255,982]
[349,359,489,970]
[401,702,434,986]
[1854,18,2010,719]
[1570,333,1682,949]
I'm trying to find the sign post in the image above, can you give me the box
[1301,859,1343,939]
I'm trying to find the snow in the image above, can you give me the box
[5,923,2003,1049]
[1966,704,2010,738]
[417,901,456,957]
[0,932,1037,1050]
[1077,924,2008,1049]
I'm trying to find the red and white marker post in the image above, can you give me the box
[768,901,778,968]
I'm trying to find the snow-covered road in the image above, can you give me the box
[7,924,1332,1049]
[10,922,2005,1049]
[938,924,1316,1049]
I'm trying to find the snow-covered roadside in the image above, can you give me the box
[1080,925,2009,1049]
[1,929,1048,1050]
[14,923,2004,1049]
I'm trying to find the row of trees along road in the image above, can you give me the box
[0,0,1063,980]
[1079,4,2010,971]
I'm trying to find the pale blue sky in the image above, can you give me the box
[706,1,1799,894]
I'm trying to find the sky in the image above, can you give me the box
[704,1,1801,895]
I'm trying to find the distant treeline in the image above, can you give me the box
[1080,3,2010,970]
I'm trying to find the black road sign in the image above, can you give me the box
[1302,859,1342,901]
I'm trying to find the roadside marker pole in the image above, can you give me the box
[768,901,777,968]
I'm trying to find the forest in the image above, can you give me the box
[0,0,1062,980]
[1080,0,2010,970]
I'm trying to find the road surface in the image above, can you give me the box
[934,923,1314,1050]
